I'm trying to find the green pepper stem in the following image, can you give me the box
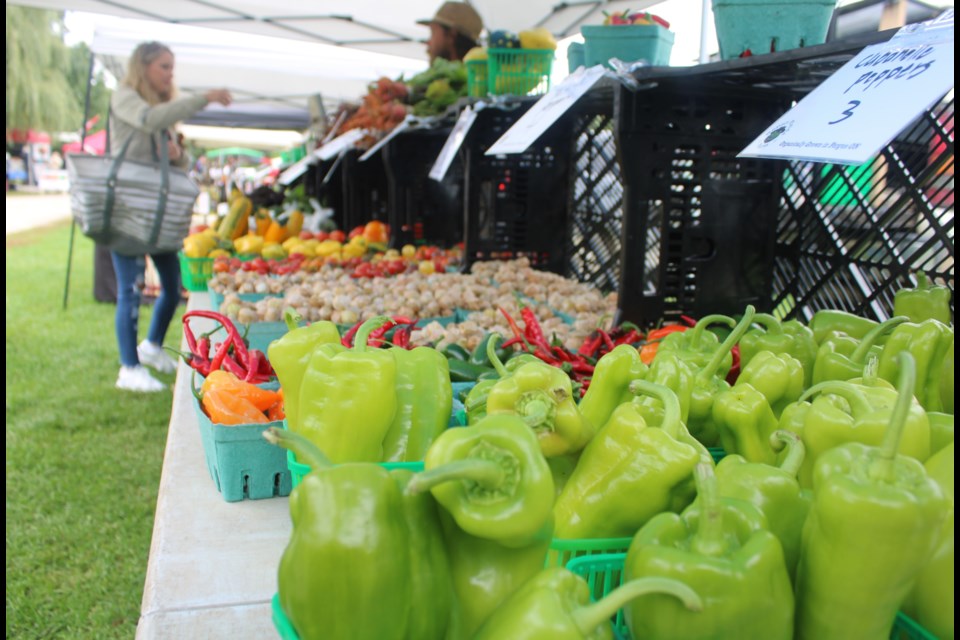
[262,426,333,470]
[404,459,506,496]
[750,313,785,335]
[353,315,391,352]
[850,316,909,364]
[915,271,931,290]
[283,307,303,333]
[871,352,917,482]
[572,576,703,634]
[487,332,509,378]
[689,314,737,346]
[769,429,805,477]
[698,305,756,382]
[799,380,874,415]
[628,379,682,439]
[690,462,727,557]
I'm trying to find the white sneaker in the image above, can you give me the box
[116,365,166,392]
[137,340,178,374]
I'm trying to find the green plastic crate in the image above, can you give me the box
[487,48,553,96]
[581,24,674,69]
[712,0,836,60]
[546,537,633,569]
[272,593,298,640]
[178,251,213,292]
[466,59,488,97]
[191,381,291,502]
[566,553,939,640]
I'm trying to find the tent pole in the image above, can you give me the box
[63,50,96,311]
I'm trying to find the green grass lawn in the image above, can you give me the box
[6,223,183,638]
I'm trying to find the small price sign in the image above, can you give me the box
[740,11,954,164]
[429,106,477,182]
[485,65,608,156]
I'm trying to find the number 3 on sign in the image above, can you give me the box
[828,100,862,125]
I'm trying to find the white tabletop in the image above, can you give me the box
[136,292,291,639]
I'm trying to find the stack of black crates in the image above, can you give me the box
[612,28,954,326]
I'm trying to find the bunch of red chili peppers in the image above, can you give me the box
[339,315,421,349]
[181,310,276,383]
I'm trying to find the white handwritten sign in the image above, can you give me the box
[429,106,477,182]
[740,11,954,164]
[485,65,608,156]
[359,117,412,161]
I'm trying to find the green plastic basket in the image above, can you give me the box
[712,0,835,60]
[466,60,488,97]
[486,48,553,96]
[272,593,299,640]
[191,380,291,502]
[581,24,674,69]
[546,537,633,569]
[178,251,214,292]
[566,553,939,640]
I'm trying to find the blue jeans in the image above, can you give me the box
[110,251,181,367]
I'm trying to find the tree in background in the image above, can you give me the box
[6,6,111,137]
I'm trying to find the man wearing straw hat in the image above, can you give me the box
[418,1,485,63]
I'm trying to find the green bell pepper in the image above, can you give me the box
[893,271,953,324]
[266,308,342,433]
[381,345,452,462]
[715,430,812,583]
[463,337,540,425]
[474,567,702,640]
[926,411,954,457]
[438,511,553,640]
[406,413,555,547]
[781,319,819,388]
[810,316,909,385]
[624,462,795,640]
[809,309,881,345]
[877,319,954,412]
[554,379,700,539]
[265,427,453,640]
[940,338,954,414]
[735,350,804,418]
[902,441,954,640]
[578,344,648,432]
[712,381,780,465]
[636,351,694,425]
[657,314,736,374]
[296,316,396,462]
[739,313,797,369]
[787,371,931,488]
[485,359,593,457]
[684,305,757,448]
[794,352,951,640]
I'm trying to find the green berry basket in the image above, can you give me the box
[178,251,214,292]
[466,60,489,97]
[566,553,939,640]
[486,48,554,96]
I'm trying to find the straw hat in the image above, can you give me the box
[417,2,484,43]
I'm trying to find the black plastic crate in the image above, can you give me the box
[381,124,463,248]
[307,156,345,231]
[613,29,954,326]
[340,147,389,232]
[459,99,573,274]
[615,82,789,326]
[566,104,624,294]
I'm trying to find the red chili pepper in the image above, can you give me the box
[500,336,525,350]
[598,329,616,353]
[221,352,248,379]
[615,328,643,346]
[367,319,397,348]
[393,326,413,349]
[551,346,575,362]
[390,315,416,325]
[725,345,742,386]
[243,349,262,383]
[680,315,698,327]
[340,319,364,348]
[570,360,596,375]
[498,307,533,352]
[196,334,211,362]
[578,331,604,358]
[518,303,549,349]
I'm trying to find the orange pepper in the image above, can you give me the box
[362,220,389,244]
[201,370,281,412]
[638,325,689,364]
[264,219,286,244]
[201,386,269,425]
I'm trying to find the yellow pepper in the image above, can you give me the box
[234,233,265,256]
[316,240,343,258]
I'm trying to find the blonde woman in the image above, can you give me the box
[109,41,232,392]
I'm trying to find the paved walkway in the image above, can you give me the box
[5,191,73,235]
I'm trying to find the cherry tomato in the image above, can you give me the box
[328,230,346,243]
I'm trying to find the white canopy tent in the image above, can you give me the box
[11,0,667,60]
